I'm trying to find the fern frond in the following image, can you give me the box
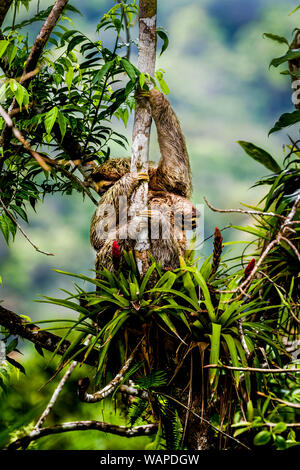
[135,370,168,390]
[128,397,148,427]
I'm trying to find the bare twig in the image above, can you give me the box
[281,236,300,261]
[236,194,300,295]
[0,194,54,256]
[78,339,143,403]
[34,335,93,431]
[34,361,77,430]
[215,194,300,299]
[204,197,287,220]
[43,156,98,205]
[257,392,300,409]
[7,421,158,449]
[20,0,69,85]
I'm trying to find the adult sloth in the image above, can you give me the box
[89,90,198,273]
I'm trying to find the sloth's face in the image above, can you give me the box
[95,179,115,195]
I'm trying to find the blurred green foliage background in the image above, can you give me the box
[0,0,299,450]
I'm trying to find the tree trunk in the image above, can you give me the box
[130,0,157,275]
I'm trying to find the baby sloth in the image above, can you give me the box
[90,89,199,273]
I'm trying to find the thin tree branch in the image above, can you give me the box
[237,194,300,295]
[0,305,99,368]
[0,105,51,171]
[257,392,300,409]
[216,194,300,298]
[78,338,143,403]
[34,361,77,430]
[7,421,158,449]
[20,0,69,84]
[204,197,287,220]
[0,194,54,256]
[281,235,300,261]
[43,155,98,205]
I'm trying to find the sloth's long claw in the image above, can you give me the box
[137,172,150,182]
[135,90,150,98]
[138,209,152,218]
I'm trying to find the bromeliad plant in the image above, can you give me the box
[34,237,288,450]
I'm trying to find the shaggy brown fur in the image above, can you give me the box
[90,90,197,273]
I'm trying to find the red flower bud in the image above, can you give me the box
[112,240,121,259]
[244,258,255,278]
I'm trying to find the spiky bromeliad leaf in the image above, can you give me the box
[209,322,222,390]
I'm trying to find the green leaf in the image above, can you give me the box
[157,77,170,95]
[263,33,289,46]
[121,58,136,82]
[274,435,287,450]
[269,110,300,135]
[57,110,67,140]
[65,66,74,92]
[6,44,17,67]
[44,106,59,135]
[192,270,216,321]
[289,5,300,15]
[253,430,271,446]
[246,400,254,422]
[11,205,28,223]
[157,30,169,56]
[270,49,300,68]
[222,333,240,386]
[232,225,269,240]
[237,141,281,173]
[6,357,25,374]
[0,215,10,244]
[67,35,85,54]
[139,72,145,89]
[92,60,114,84]
[139,262,156,296]
[14,83,24,109]
[209,322,222,389]
[0,40,9,58]
[273,422,287,434]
